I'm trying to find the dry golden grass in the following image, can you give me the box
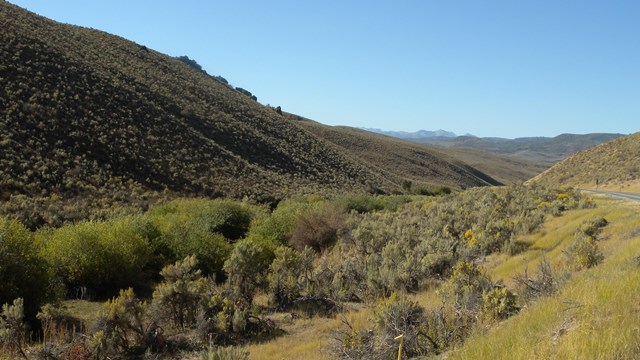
[443,197,640,360]
[246,307,371,360]
[63,300,104,326]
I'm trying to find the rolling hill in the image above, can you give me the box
[297,119,546,186]
[442,146,549,185]
[414,133,624,164]
[531,132,640,191]
[0,2,498,227]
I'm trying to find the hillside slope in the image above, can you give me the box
[0,2,496,227]
[416,133,623,163]
[532,132,640,191]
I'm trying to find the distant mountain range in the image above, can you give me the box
[416,133,625,164]
[362,128,460,139]
[362,128,624,164]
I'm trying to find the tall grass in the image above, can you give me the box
[446,198,640,359]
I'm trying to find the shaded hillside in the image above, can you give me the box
[531,132,640,190]
[415,133,623,163]
[0,2,495,227]
[296,120,501,188]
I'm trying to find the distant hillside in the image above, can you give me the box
[297,121,501,188]
[306,121,546,185]
[414,133,624,163]
[443,147,549,185]
[0,2,495,227]
[531,132,640,191]
[362,128,458,139]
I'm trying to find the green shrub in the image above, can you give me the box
[41,217,153,297]
[433,186,452,195]
[565,217,607,270]
[160,222,232,277]
[513,258,561,302]
[290,203,346,251]
[334,294,428,359]
[337,195,411,214]
[149,199,252,277]
[268,246,308,309]
[569,234,604,270]
[482,286,518,320]
[578,217,608,238]
[224,240,272,307]
[338,195,385,213]
[150,199,253,241]
[36,302,71,344]
[439,261,493,318]
[245,198,307,246]
[91,288,147,355]
[151,256,208,328]
[0,217,49,319]
[372,294,426,358]
[413,186,433,195]
[197,288,279,346]
[198,200,252,241]
[0,298,26,356]
[197,292,240,345]
[332,322,374,359]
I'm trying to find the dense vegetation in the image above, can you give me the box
[532,131,640,191]
[0,184,592,358]
[0,2,499,229]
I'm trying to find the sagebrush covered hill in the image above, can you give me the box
[532,132,640,190]
[0,2,497,227]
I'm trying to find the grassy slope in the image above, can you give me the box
[245,197,640,359]
[0,2,497,227]
[447,197,640,359]
[532,132,640,192]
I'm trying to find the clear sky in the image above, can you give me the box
[8,0,640,138]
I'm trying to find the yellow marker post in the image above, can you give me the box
[394,334,404,360]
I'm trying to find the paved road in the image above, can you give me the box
[581,189,640,202]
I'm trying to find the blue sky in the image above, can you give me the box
[8,0,640,138]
